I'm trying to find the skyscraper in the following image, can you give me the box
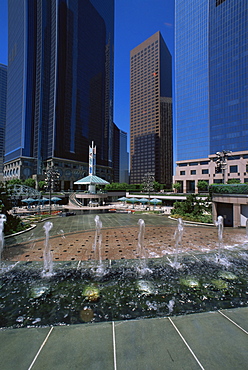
[119,130,129,184]
[175,0,248,162]
[4,0,114,190]
[130,32,172,186]
[112,125,129,183]
[0,64,7,180]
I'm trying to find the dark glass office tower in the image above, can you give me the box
[209,0,248,154]
[5,0,114,186]
[130,32,172,186]
[175,0,248,161]
[0,64,7,179]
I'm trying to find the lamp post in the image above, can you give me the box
[45,166,60,214]
[142,172,155,210]
[215,150,232,184]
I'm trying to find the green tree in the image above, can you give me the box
[153,181,161,192]
[38,180,47,191]
[105,182,128,191]
[173,182,181,193]
[24,178,36,188]
[7,179,23,186]
[197,180,209,192]
[0,182,27,235]
[171,194,211,218]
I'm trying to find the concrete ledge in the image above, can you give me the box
[169,216,215,227]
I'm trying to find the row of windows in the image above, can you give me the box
[180,164,248,176]
[131,42,158,59]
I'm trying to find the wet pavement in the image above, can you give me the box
[3,213,247,262]
[1,308,248,370]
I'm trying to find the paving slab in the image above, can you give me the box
[0,327,51,370]
[219,307,248,332]
[114,318,200,370]
[31,323,114,370]
[172,311,248,370]
[1,309,248,370]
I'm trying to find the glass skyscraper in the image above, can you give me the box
[175,0,248,161]
[209,0,248,154]
[0,64,7,179]
[5,0,114,188]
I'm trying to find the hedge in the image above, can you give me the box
[209,184,248,195]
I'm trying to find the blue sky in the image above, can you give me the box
[0,0,174,150]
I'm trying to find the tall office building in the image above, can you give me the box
[4,0,114,190]
[175,0,248,162]
[112,125,129,183]
[130,32,172,186]
[0,64,7,180]
[119,130,129,184]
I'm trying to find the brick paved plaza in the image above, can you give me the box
[3,213,246,262]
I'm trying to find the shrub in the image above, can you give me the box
[209,184,248,195]
[171,194,212,223]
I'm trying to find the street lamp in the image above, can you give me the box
[215,150,232,184]
[142,172,155,209]
[45,166,60,214]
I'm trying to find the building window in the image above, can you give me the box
[189,162,198,166]
[229,165,238,173]
[227,155,240,160]
[191,170,196,175]
[246,164,248,172]
[214,179,223,183]
[202,169,209,174]
[180,171,185,175]
[216,0,226,6]
[178,163,187,167]
[200,161,209,165]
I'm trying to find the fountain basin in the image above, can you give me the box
[1,248,248,329]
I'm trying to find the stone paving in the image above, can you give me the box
[3,213,247,262]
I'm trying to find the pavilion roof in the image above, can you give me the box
[74,175,109,185]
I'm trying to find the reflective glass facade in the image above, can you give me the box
[175,0,248,162]
[175,0,210,161]
[0,64,7,176]
[209,0,248,153]
[5,0,114,179]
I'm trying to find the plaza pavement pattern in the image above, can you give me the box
[3,213,247,262]
[1,213,248,369]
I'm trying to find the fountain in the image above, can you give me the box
[42,221,53,277]
[168,217,184,269]
[92,215,104,275]
[0,214,248,329]
[137,219,152,275]
[215,215,224,259]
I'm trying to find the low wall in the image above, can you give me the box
[212,193,248,227]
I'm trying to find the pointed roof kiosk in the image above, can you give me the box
[71,142,110,208]
[74,142,109,193]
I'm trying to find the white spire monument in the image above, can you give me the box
[74,141,109,194]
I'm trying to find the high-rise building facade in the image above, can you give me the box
[112,125,129,184]
[130,32,172,186]
[119,130,129,184]
[175,0,248,162]
[0,64,7,180]
[4,0,114,189]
